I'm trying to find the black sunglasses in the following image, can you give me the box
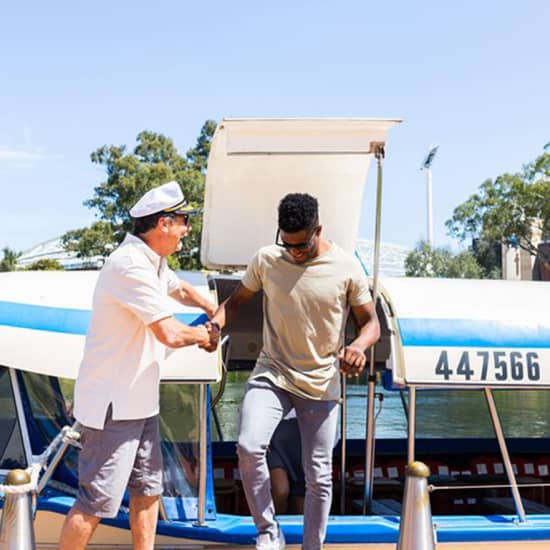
[163,213,191,225]
[275,228,318,251]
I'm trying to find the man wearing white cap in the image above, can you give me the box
[59,181,220,550]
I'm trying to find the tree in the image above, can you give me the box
[62,121,217,270]
[446,149,550,268]
[186,119,217,174]
[405,241,483,279]
[26,258,64,271]
[0,247,21,272]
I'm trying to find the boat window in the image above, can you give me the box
[16,371,79,488]
[160,384,202,499]
[415,389,550,438]
[18,371,74,452]
[0,367,27,470]
[210,375,411,441]
[210,371,247,442]
[17,372,209,509]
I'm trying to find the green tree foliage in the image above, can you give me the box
[446,149,550,266]
[62,221,115,259]
[62,121,217,270]
[405,241,483,279]
[0,247,21,272]
[25,258,64,271]
[186,119,217,173]
[471,238,502,279]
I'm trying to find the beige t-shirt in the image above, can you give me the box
[242,243,372,401]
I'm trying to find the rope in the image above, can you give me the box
[0,463,41,495]
[0,424,80,496]
[429,481,550,492]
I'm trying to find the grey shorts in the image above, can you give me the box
[267,418,306,497]
[76,406,163,518]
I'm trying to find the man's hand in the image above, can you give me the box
[204,303,217,319]
[338,345,367,378]
[194,325,210,348]
[198,321,220,352]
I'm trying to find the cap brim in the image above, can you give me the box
[171,205,199,215]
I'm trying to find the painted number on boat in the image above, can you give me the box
[435,350,541,382]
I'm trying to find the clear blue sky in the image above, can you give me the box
[1,0,549,254]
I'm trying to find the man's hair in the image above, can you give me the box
[278,193,319,233]
[132,212,171,235]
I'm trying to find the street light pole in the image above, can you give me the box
[420,145,439,247]
[426,168,433,246]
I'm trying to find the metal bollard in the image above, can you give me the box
[397,461,435,550]
[0,469,36,550]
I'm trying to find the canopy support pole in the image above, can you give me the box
[339,375,347,514]
[484,388,526,522]
[407,386,416,464]
[194,384,208,527]
[362,142,385,514]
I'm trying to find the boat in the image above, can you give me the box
[1,118,550,548]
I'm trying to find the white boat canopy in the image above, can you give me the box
[380,277,550,388]
[201,117,401,269]
[0,271,220,381]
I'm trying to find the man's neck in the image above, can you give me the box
[135,232,165,258]
[312,238,331,258]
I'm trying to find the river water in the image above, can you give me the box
[213,372,550,441]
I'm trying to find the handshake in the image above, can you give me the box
[195,321,221,353]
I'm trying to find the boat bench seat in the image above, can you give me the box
[352,498,401,515]
[482,496,550,514]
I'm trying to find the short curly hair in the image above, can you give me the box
[278,193,319,233]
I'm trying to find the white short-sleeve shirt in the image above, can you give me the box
[73,233,181,429]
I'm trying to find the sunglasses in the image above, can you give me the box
[275,228,318,251]
[163,213,191,225]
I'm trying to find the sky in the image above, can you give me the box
[1,0,549,255]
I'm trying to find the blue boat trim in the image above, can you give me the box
[398,318,550,349]
[0,300,206,335]
[34,495,550,544]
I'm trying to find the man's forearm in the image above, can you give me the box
[173,281,216,317]
[352,319,380,352]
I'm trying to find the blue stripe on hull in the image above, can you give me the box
[35,496,550,544]
[399,318,550,348]
[0,300,205,335]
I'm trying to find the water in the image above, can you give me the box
[212,372,550,441]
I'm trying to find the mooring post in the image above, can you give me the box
[397,461,435,550]
[0,469,36,550]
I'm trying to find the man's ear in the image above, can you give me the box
[158,216,169,233]
[316,225,322,236]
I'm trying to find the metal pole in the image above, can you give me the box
[0,469,36,549]
[362,142,385,513]
[339,375,347,514]
[484,388,526,522]
[407,386,416,464]
[397,462,436,550]
[36,422,80,494]
[426,168,433,247]
[194,384,208,527]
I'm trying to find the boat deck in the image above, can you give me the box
[35,543,550,549]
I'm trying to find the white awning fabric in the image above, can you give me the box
[201,118,401,269]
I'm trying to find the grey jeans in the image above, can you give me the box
[237,378,339,550]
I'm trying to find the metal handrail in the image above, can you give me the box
[362,142,385,513]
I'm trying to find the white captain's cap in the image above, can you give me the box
[129,181,198,218]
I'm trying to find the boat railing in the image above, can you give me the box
[404,384,529,522]
[0,422,80,498]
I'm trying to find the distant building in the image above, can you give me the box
[17,236,410,276]
[501,220,549,281]
[17,238,105,270]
